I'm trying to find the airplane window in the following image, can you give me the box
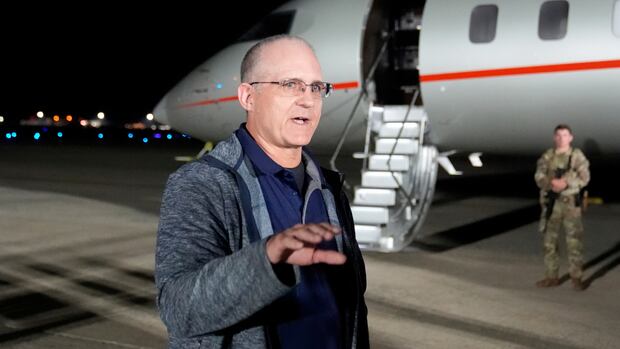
[469,5,498,44]
[614,0,620,37]
[539,0,569,40]
[237,11,296,42]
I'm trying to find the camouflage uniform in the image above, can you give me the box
[534,148,590,279]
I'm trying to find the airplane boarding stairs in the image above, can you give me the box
[349,104,438,252]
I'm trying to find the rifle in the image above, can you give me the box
[542,167,569,231]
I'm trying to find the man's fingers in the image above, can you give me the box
[318,223,341,234]
[289,223,339,242]
[279,234,304,250]
[272,224,336,253]
[268,224,345,264]
[290,228,324,244]
[313,250,347,265]
[303,223,340,240]
[303,224,334,240]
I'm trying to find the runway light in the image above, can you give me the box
[97,112,105,120]
[97,133,104,139]
[146,113,154,121]
[80,120,88,127]
[42,127,48,132]
[34,132,41,140]
[37,111,44,118]
[216,83,223,89]
[66,115,73,122]
[0,116,4,123]
[53,115,60,122]
[166,134,172,140]
[127,132,134,139]
[89,120,103,128]
[11,132,17,138]
[154,133,162,139]
[142,137,149,143]
[57,132,63,138]
[5,133,11,139]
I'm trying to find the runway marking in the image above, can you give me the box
[0,259,165,341]
[366,296,584,349]
[45,331,155,349]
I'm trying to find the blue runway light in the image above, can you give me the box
[154,133,162,139]
[57,132,63,138]
[42,127,48,132]
[34,132,41,140]
[98,133,104,139]
[216,83,223,89]
[142,137,149,143]
[127,132,134,139]
[5,133,11,139]
[11,132,17,138]
[166,134,172,140]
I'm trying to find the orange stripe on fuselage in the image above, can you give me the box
[179,96,238,108]
[178,81,360,109]
[332,81,359,89]
[419,59,620,82]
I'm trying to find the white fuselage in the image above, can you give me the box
[155,0,620,155]
[420,0,620,154]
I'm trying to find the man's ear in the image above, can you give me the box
[238,83,254,112]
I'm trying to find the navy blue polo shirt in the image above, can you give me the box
[236,126,342,349]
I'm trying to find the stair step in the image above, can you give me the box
[354,188,396,206]
[351,206,389,225]
[362,171,402,188]
[379,122,420,138]
[383,105,426,122]
[354,225,382,243]
[375,138,419,154]
[368,154,410,171]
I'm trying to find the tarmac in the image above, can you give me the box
[1,144,618,348]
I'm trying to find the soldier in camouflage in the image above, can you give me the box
[534,124,590,291]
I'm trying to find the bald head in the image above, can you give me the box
[240,35,317,83]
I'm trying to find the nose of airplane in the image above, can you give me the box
[153,97,169,125]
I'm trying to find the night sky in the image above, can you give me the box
[0,2,288,125]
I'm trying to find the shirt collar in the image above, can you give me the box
[235,124,327,187]
[235,123,285,175]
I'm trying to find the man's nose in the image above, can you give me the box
[296,87,316,107]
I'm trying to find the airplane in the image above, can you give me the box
[153,0,620,252]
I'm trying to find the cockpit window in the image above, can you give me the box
[538,0,569,40]
[469,5,498,44]
[614,0,620,37]
[237,11,296,42]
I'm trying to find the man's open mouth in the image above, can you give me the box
[292,117,309,124]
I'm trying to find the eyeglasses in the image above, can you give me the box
[249,79,333,99]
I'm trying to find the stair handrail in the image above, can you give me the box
[329,32,393,174]
[386,88,421,207]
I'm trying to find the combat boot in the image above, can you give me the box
[571,278,585,291]
[536,278,560,288]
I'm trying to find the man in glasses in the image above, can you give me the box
[155,35,368,349]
